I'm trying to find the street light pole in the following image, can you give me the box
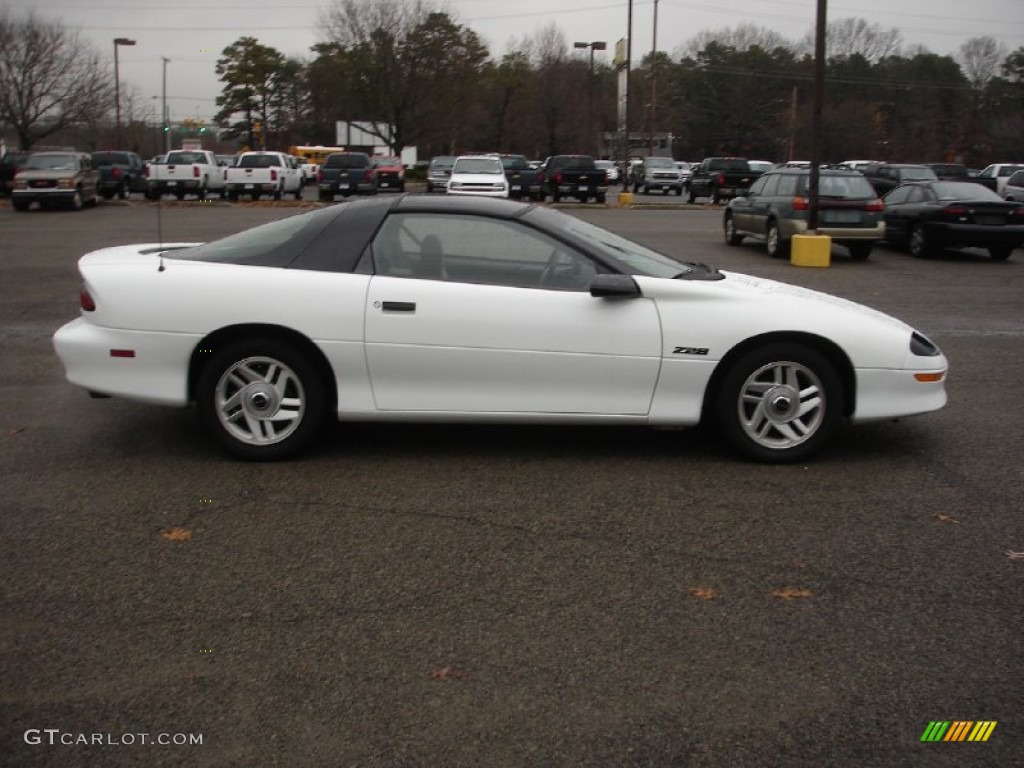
[649,0,659,156]
[573,41,607,155]
[113,37,136,148]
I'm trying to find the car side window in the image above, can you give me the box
[904,187,926,203]
[884,187,910,205]
[775,174,798,196]
[371,213,597,291]
[759,174,780,196]
[747,176,768,196]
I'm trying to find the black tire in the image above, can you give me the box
[596,194,606,204]
[909,224,933,258]
[989,247,1013,260]
[118,181,129,200]
[175,191,185,201]
[273,188,282,201]
[711,187,721,205]
[724,214,744,245]
[69,189,83,211]
[675,186,683,196]
[765,221,789,258]
[196,183,208,200]
[713,343,842,463]
[196,338,328,461]
[552,189,561,203]
[145,189,160,201]
[847,243,872,260]
[633,183,640,193]
[227,191,239,201]
[101,191,115,200]
[251,192,260,201]
[294,187,303,200]
[318,192,332,202]
[688,187,697,204]
[12,199,30,212]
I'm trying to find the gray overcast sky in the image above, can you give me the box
[9,0,1024,124]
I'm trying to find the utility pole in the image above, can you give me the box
[162,57,170,153]
[648,0,659,156]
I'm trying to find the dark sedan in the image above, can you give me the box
[882,181,1024,260]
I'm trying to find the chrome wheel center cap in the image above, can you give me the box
[246,386,278,414]
[766,387,798,420]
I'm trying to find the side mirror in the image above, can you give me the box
[590,274,641,298]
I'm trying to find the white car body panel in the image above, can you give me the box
[53,237,947,433]
[364,277,661,413]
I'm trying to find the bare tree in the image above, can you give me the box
[815,18,903,63]
[959,36,1005,87]
[0,10,112,149]
[681,24,792,58]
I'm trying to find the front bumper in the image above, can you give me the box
[12,188,78,203]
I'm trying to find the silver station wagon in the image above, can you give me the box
[723,168,886,260]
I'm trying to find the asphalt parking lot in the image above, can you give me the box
[1,191,1022,767]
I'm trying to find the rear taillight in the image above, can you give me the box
[716,173,726,185]
[940,204,968,220]
[555,171,563,185]
[317,169,324,182]
[144,165,149,178]
[270,169,278,181]
[365,168,375,180]
[192,165,200,178]
[1009,206,1024,221]
[864,199,884,212]
[80,288,95,312]
[791,196,809,211]
[112,167,122,180]
[601,171,608,185]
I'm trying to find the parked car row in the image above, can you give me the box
[723,166,1024,261]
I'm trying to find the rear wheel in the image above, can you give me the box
[765,221,789,258]
[847,243,872,260]
[714,343,842,463]
[196,338,328,461]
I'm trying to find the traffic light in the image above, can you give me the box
[163,125,170,132]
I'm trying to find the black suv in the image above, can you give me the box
[861,163,938,196]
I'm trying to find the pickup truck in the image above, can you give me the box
[91,151,146,199]
[145,149,225,200]
[499,154,545,201]
[629,156,684,195]
[225,151,303,201]
[687,157,763,204]
[318,152,378,200]
[541,155,607,203]
[371,155,405,192]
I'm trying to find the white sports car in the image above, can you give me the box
[53,195,948,462]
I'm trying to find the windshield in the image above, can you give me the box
[92,152,130,166]
[429,156,455,170]
[324,154,369,169]
[501,156,529,170]
[800,174,877,198]
[453,158,502,174]
[526,207,693,278]
[931,182,1003,202]
[372,156,402,167]
[645,158,676,169]
[238,154,283,168]
[899,167,938,181]
[166,152,207,164]
[24,154,77,171]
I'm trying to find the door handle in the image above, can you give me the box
[381,301,416,312]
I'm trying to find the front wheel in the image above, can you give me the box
[714,343,842,463]
[724,214,744,245]
[909,224,933,258]
[196,338,328,461]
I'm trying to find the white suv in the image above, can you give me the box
[446,155,509,198]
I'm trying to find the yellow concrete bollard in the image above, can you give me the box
[791,233,831,267]
[617,191,634,207]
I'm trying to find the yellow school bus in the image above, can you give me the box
[289,145,347,165]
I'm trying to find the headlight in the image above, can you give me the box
[58,179,74,189]
[910,331,941,357]
[14,179,27,189]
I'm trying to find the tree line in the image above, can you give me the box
[2,1,1022,166]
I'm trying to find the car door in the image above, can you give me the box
[883,185,927,242]
[730,174,767,233]
[363,212,663,415]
